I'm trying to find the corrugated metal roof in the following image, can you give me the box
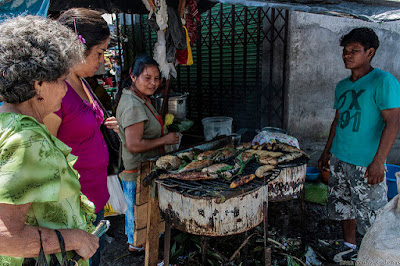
[213,0,400,21]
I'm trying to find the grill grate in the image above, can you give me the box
[156,156,308,199]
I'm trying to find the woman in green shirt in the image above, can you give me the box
[116,55,179,252]
[0,16,98,265]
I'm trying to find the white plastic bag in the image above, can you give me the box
[357,195,400,265]
[106,174,127,214]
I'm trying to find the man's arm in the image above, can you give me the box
[318,110,339,171]
[365,108,400,185]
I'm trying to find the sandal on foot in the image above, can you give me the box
[128,244,144,253]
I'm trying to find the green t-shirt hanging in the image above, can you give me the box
[330,68,400,167]
[0,113,96,266]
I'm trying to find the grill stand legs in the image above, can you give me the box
[201,236,207,264]
[263,201,271,266]
[163,214,171,266]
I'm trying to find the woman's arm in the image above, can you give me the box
[43,113,62,137]
[125,122,179,154]
[0,203,98,260]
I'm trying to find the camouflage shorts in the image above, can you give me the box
[327,155,387,235]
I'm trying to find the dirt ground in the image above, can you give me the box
[99,139,400,265]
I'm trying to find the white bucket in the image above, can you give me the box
[202,116,233,141]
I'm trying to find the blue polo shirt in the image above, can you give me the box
[330,68,400,167]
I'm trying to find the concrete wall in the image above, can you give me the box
[286,11,400,143]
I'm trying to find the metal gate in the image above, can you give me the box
[118,3,289,133]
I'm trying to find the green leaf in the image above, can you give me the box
[207,250,222,261]
[207,259,215,266]
[170,242,177,256]
[216,165,234,173]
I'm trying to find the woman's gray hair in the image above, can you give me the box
[0,15,84,103]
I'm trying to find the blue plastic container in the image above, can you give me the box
[386,164,400,199]
[306,167,320,181]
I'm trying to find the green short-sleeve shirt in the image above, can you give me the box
[0,113,95,266]
[331,69,400,166]
[116,89,162,181]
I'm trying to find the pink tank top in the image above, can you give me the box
[55,81,109,213]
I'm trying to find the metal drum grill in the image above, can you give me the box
[156,159,278,236]
[155,137,308,236]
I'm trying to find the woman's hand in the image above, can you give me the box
[104,117,119,133]
[73,230,99,260]
[163,132,180,145]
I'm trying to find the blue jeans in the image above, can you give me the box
[122,180,137,245]
[90,209,105,266]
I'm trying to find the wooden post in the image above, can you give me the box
[163,213,171,266]
[145,176,163,266]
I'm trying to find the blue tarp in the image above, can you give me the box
[0,0,50,23]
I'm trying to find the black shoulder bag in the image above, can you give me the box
[82,78,123,175]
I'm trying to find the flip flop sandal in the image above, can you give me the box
[128,244,144,253]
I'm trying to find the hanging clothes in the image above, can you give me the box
[176,26,193,66]
[165,6,187,63]
[184,0,201,46]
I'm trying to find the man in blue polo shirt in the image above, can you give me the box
[318,28,400,263]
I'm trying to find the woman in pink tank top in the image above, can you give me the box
[43,8,118,266]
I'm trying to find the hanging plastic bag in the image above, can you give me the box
[106,174,127,215]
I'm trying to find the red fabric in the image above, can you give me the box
[176,48,189,65]
[185,0,200,46]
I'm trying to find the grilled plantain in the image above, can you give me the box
[178,159,213,173]
[230,174,256,188]
[156,155,181,170]
[197,150,219,160]
[159,171,218,181]
[266,143,278,151]
[255,165,276,178]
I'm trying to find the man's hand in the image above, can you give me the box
[365,160,385,185]
[318,151,331,172]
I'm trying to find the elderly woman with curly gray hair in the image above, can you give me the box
[0,15,99,266]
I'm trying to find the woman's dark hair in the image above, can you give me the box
[340,27,379,52]
[115,55,159,106]
[58,8,110,54]
[130,54,159,77]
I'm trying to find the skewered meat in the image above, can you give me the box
[230,174,256,188]
[245,149,283,158]
[255,165,275,178]
[277,152,304,163]
[258,156,278,165]
[201,163,230,174]
[214,149,237,162]
[156,155,181,170]
[176,151,195,160]
[197,150,219,160]
[178,159,213,173]
[159,171,218,181]
[236,142,252,150]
